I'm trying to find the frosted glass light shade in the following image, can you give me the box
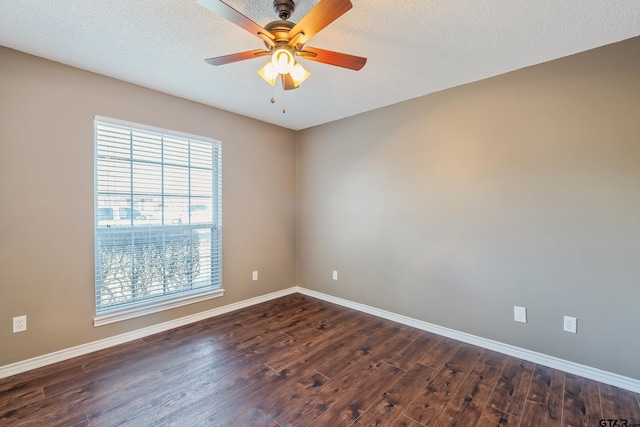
[257,62,277,86]
[271,48,294,74]
[290,62,310,85]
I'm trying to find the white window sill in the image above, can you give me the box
[93,288,225,327]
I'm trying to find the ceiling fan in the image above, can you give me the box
[197,0,367,90]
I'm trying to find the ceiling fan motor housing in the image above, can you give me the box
[273,0,296,20]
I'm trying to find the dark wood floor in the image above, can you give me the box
[1,294,639,426]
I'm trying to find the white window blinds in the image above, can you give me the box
[94,116,222,323]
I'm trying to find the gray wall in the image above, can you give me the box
[2,37,640,381]
[296,37,640,380]
[0,48,297,366]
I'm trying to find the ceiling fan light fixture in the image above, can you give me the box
[271,48,295,74]
[200,0,367,92]
[290,62,310,85]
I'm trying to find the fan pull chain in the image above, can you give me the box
[267,85,285,113]
[281,86,286,114]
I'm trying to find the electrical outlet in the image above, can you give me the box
[514,306,527,323]
[13,315,27,333]
[252,271,258,281]
[563,316,577,333]
[332,270,338,280]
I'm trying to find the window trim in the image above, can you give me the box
[93,287,225,327]
[93,116,223,326]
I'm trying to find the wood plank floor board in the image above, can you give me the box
[1,293,637,427]
[476,406,520,426]
[277,346,398,427]
[140,320,234,352]
[221,320,314,357]
[42,361,165,403]
[255,334,408,423]
[487,357,535,417]
[599,383,640,420]
[433,361,501,427]
[0,381,44,416]
[392,414,430,426]
[403,365,470,425]
[278,302,351,337]
[265,330,368,373]
[261,308,362,364]
[83,371,178,426]
[526,365,564,407]
[0,359,85,394]
[391,322,428,343]
[185,365,290,427]
[312,306,368,333]
[387,331,443,371]
[520,365,564,427]
[80,338,152,373]
[232,294,311,321]
[210,347,336,425]
[353,362,437,426]
[244,371,330,425]
[562,373,602,427]
[350,316,392,338]
[156,338,255,379]
[67,341,268,425]
[142,361,273,426]
[314,321,414,379]
[45,334,231,397]
[238,298,347,335]
[2,398,88,427]
[442,344,484,376]
[219,353,339,425]
[478,349,511,371]
[257,330,327,369]
[118,352,270,420]
[305,362,405,427]
[243,304,328,335]
[224,324,384,423]
[417,337,463,370]
[520,401,562,427]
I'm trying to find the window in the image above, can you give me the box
[94,116,222,326]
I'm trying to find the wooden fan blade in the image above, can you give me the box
[299,46,366,70]
[281,73,299,90]
[205,49,270,66]
[197,0,275,46]
[288,0,352,46]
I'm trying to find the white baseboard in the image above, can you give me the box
[2,285,639,394]
[294,286,640,394]
[0,287,298,380]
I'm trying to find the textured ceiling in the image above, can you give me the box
[1,0,639,130]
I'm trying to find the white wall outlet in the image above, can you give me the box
[332,270,338,281]
[514,306,527,323]
[252,271,258,281]
[13,315,27,333]
[564,316,577,333]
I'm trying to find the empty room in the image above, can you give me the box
[1,1,639,426]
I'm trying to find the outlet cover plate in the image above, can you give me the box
[514,306,527,323]
[13,315,27,333]
[564,316,577,333]
[332,270,338,280]
[252,271,258,281]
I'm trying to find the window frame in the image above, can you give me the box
[93,116,223,327]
